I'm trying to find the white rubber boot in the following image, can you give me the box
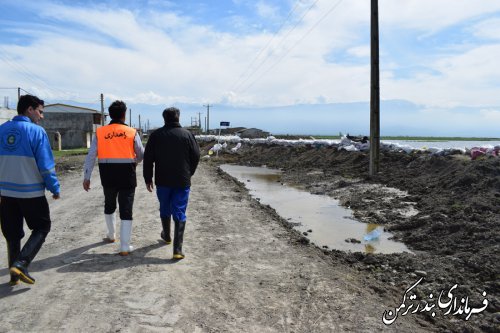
[119,220,133,256]
[104,214,116,242]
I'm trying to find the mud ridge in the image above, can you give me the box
[202,141,500,333]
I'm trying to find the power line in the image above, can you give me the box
[231,0,322,94]
[20,87,34,95]
[238,0,344,94]
[0,47,64,95]
[229,0,303,92]
[0,52,49,90]
[0,47,100,103]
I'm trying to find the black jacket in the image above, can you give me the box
[143,122,200,188]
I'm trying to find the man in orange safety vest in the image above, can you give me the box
[82,100,144,255]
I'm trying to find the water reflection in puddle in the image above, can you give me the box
[220,164,411,254]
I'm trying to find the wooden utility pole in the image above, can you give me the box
[100,93,105,125]
[203,104,211,133]
[369,0,380,176]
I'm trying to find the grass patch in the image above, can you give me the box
[52,148,89,158]
[380,136,500,141]
[277,135,500,141]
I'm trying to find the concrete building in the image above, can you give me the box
[0,107,17,125]
[40,103,104,149]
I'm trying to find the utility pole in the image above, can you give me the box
[203,104,211,133]
[100,93,105,125]
[129,108,132,126]
[138,114,142,132]
[198,112,203,130]
[17,87,20,100]
[369,0,380,176]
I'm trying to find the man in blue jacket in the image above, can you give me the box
[0,94,60,285]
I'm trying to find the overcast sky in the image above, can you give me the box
[1,1,500,135]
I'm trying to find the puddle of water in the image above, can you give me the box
[220,164,412,254]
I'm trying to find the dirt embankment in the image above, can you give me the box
[200,141,500,333]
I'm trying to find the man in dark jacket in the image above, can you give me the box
[143,107,200,260]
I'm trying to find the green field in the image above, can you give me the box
[380,136,500,141]
[303,135,500,141]
[52,148,89,158]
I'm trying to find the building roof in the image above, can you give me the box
[44,103,101,114]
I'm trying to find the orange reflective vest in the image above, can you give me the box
[96,124,137,163]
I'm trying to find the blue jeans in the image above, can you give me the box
[156,186,190,222]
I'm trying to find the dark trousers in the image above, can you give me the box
[103,187,135,220]
[0,196,51,242]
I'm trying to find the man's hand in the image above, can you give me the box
[83,179,91,192]
[53,193,60,200]
[146,182,154,192]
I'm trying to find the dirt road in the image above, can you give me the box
[0,162,430,332]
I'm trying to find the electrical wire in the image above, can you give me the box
[231,0,322,94]
[0,52,49,90]
[0,47,100,103]
[238,0,344,94]
[229,0,303,92]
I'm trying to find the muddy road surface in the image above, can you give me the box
[203,141,500,333]
[0,161,433,332]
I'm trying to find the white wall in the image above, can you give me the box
[0,108,16,125]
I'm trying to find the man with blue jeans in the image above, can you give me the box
[143,107,199,260]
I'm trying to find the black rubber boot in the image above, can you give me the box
[10,231,47,285]
[160,217,172,244]
[173,220,186,260]
[7,240,21,286]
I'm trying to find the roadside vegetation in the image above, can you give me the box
[286,135,500,141]
[52,148,89,158]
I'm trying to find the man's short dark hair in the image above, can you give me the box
[17,95,44,115]
[163,107,180,123]
[108,100,127,120]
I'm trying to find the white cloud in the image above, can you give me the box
[379,0,500,32]
[255,1,280,20]
[347,45,370,58]
[470,18,500,40]
[1,0,500,115]
[383,43,500,107]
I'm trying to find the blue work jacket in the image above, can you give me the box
[0,115,60,198]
